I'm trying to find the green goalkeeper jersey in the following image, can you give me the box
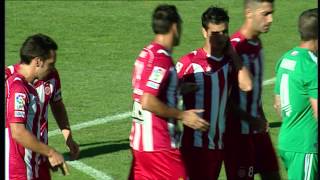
[274,47,318,153]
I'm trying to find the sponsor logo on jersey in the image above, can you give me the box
[45,86,51,96]
[149,66,166,83]
[14,93,26,111]
[280,58,296,71]
[14,111,25,118]
[146,81,160,89]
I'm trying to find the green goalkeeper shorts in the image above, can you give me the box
[279,150,318,180]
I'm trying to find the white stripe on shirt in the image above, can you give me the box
[208,72,219,149]
[142,111,153,151]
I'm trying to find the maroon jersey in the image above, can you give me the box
[130,42,180,151]
[229,31,264,134]
[177,48,231,149]
[5,73,41,180]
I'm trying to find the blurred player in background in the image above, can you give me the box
[129,4,209,180]
[5,34,66,180]
[274,8,318,180]
[176,6,252,179]
[224,0,281,179]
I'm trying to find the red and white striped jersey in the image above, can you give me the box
[228,31,264,134]
[177,48,231,150]
[130,42,180,152]
[5,73,41,180]
[6,64,62,163]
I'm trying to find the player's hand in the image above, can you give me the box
[48,148,65,167]
[181,109,209,131]
[238,67,253,91]
[66,136,80,160]
[210,32,228,54]
[250,117,269,133]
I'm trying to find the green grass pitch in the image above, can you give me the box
[5,0,316,179]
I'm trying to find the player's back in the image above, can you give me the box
[275,47,318,153]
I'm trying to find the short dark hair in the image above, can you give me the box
[20,33,58,64]
[152,4,182,34]
[298,8,318,41]
[201,6,229,30]
[244,0,274,8]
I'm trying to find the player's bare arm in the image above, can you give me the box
[50,100,80,160]
[226,43,253,92]
[10,122,65,167]
[273,94,281,118]
[309,98,318,119]
[141,93,209,131]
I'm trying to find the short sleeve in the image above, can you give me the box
[50,71,62,102]
[176,55,192,79]
[305,61,318,99]
[140,56,171,96]
[273,58,282,95]
[6,82,29,124]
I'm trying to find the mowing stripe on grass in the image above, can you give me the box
[67,160,113,180]
[48,112,131,137]
[48,77,276,137]
[262,77,275,86]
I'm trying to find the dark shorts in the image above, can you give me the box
[181,146,224,180]
[224,132,279,179]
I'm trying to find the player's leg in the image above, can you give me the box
[303,153,318,180]
[253,133,280,180]
[224,134,255,180]
[207,149,224,179]
[279,150,318,180]
[289,152,318,180]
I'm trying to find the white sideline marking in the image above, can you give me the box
[67,160,113,180]
[48,112,131,137]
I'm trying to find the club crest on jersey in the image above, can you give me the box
[149,66,166,83]
[14,93,26,111]
[45,86,51,95]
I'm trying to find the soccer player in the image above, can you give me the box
[224,0,280,179]
[273,8,318,180]
[129,4,209,180]
[5,34,65,180]
[5,39,80,178]
[176,6,252,179]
